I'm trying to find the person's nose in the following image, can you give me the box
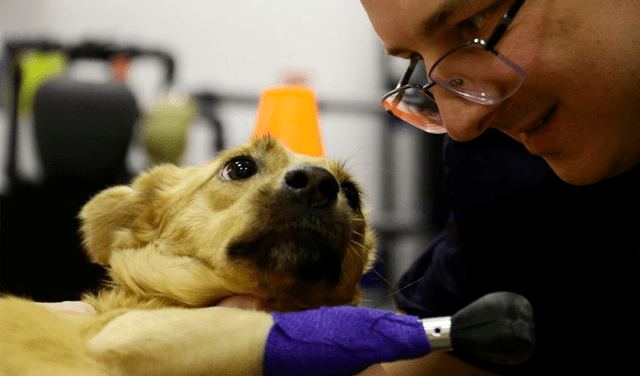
[431,86,496,142]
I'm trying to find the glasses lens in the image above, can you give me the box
[382,87,447,134]
[429,43,525,104]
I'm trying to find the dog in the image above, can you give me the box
[0,137,377,375]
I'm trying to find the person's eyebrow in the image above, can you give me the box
[385,0,472,57]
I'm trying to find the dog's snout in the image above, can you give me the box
[284,165,339,207]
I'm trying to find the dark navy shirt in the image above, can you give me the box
[395,130,640,375]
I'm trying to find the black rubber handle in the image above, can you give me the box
[451,292,535,365]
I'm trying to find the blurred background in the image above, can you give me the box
[0,0,447,310]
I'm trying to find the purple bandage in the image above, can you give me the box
[263,306,431,376]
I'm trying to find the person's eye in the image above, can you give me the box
[456,0,505,35]
[457,9,493,32]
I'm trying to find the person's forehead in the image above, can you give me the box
[361,0,475,56]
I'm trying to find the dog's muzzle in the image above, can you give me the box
[227,165,352,285]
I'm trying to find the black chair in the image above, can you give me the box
[1,51,138,301]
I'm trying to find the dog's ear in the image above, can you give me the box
[79,185,138,265]
[79,165,188,265]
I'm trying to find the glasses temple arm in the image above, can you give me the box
[395,56,420,89]
[486,0,526,50]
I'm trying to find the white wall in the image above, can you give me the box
[0,0,390,209]
[0,0,383,96]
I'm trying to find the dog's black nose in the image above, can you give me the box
[284,165,339,207]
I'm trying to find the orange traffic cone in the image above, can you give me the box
[251,85,325,157]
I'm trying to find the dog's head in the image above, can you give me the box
[80,137,376,312]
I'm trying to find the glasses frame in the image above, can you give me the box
[382,0,527,132]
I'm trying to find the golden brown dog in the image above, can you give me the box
[0,137,376,375]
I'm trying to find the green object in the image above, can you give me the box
[144,90,198,165]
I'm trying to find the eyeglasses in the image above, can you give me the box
[382,0,527,134]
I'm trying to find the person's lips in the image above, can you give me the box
[519,104,560,155]
[524,104,558,135]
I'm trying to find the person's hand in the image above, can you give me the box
[215,295,267,311]
[357,364,389,376]
[36,301,97,315]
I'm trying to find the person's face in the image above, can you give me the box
[361,0,640,185]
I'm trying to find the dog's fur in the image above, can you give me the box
[0,137,376,375]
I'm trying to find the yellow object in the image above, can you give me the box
[251,85,325,157]
[18,51,68,116]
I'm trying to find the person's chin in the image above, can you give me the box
[543,155,610,186]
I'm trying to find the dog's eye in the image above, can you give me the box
[220,157,258,181]
[340,182,361,211]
